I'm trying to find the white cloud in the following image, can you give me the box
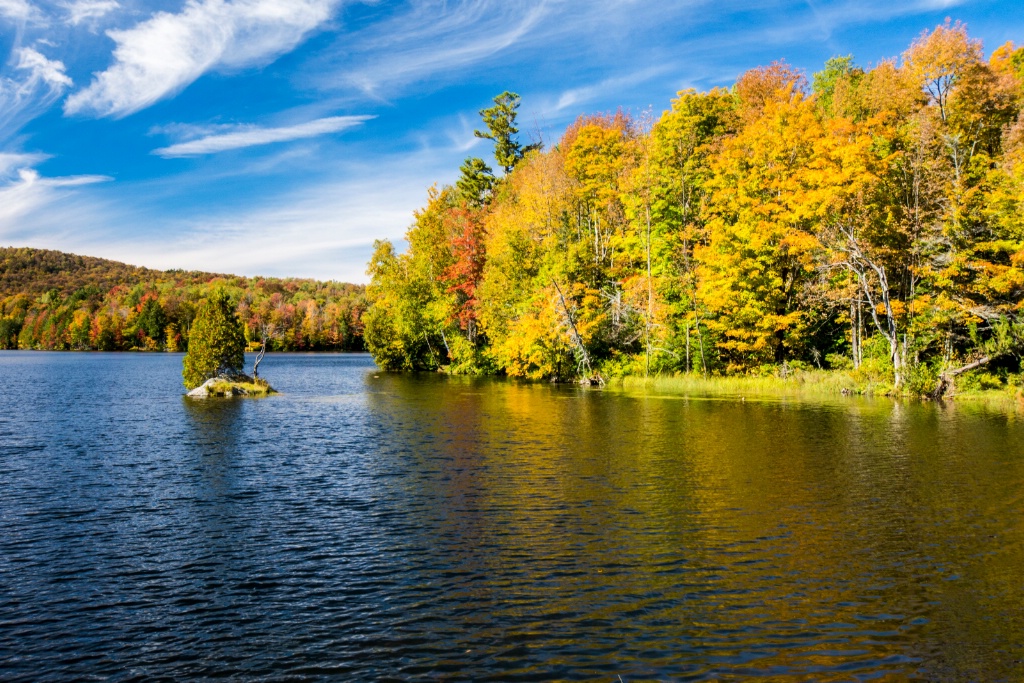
[0,151,49,176]
[311,0,549,99]
[15,46,72,89]
[0,0,35,21]
[64,0,338,118]
[547,67,672,116]
[152,115,374,157]
[0,165,111,235]
[63,0,119,25]
[0,47,72,140]
[91,170,424,281]
[0,136,461,281]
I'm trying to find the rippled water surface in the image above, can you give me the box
[2,352,1024,681]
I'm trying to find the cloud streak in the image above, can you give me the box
[63,0,120,25]
[152,115,374,157]
[0,47,72,141]
[64,0,338,118]
[0,166,112,237]
[309,0,552,99]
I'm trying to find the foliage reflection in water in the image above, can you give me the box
[0,351,1022,681]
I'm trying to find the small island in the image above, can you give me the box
[182,289,275,397]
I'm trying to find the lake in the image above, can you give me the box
[1,351,1022,681]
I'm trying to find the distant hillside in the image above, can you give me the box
[0,247,227,299]
[0,247,365,352]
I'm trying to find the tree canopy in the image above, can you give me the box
[364,26,1024,395]
[0,248,365,353]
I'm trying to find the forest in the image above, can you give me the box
[0,247,366,353]
[363,22,1024,395]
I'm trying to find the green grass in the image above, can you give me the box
[607,369,1024,414]
[204,377,276,397]
[610,369,868,399]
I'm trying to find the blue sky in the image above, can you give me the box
[0,0,1021,282]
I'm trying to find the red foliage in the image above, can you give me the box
[440,205,486,333]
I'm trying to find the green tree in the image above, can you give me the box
[137,297,167,344]
[456,156,495,206]
[812,55,862,117]
[475,91,540,175]
[182,290,245,389]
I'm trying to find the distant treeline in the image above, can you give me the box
[0,247,366,352]
[364,23,1024,393]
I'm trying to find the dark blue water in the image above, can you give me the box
[1,352,1023,681]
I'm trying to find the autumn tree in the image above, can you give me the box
[362,30,1024,394]
[903,20,983,123]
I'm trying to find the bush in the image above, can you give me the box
[825,353,854,371]
[182,290,245,389]
[957,370,1005,393]
[904,361,939,397]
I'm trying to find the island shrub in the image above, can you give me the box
[182,290,246,390]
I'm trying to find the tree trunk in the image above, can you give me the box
[847,253,904,388]
[551,279,602,385]
[933,355,992,400]
[850,299,861,369]
[685,321,691,374]
[645,204,653,378]
[253,337,266,378]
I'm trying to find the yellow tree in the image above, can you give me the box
[479,131,613,381]
[697,89,825,370]
[564,113,633,271]
[643,88,738,373]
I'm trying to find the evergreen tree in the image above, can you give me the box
[137,297,167,343]
[474,91,541,175]
[456,157,495,206]
[182,290,245,389]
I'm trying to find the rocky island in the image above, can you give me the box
[186,373,276,398]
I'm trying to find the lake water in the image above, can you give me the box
[1,352,1023,681]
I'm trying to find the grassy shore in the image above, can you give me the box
[612,370,867,398]
[608,369,1024,408]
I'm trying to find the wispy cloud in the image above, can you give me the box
[0,151,49,176]
[64,0,339,118]
[118,177,417,280]
[309,0,551,99]
[546,66,674,116]
[0,47,72,141]
[151,115,374,157]
[62,0,119,26]
[0,166,112,235]
[0,141,453,281]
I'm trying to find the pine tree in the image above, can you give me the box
[182,289,245,389]
[474,91,541,175]
[456,157,495,206]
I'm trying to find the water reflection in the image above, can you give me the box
[364,379,1024,680]
[183,396,244,454]
[1,353,1023,681]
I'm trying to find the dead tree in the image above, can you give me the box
[252,321,275,378]
[833,224,907,389]
[551,279,604,385]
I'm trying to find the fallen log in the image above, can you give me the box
[932,355,992,400]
